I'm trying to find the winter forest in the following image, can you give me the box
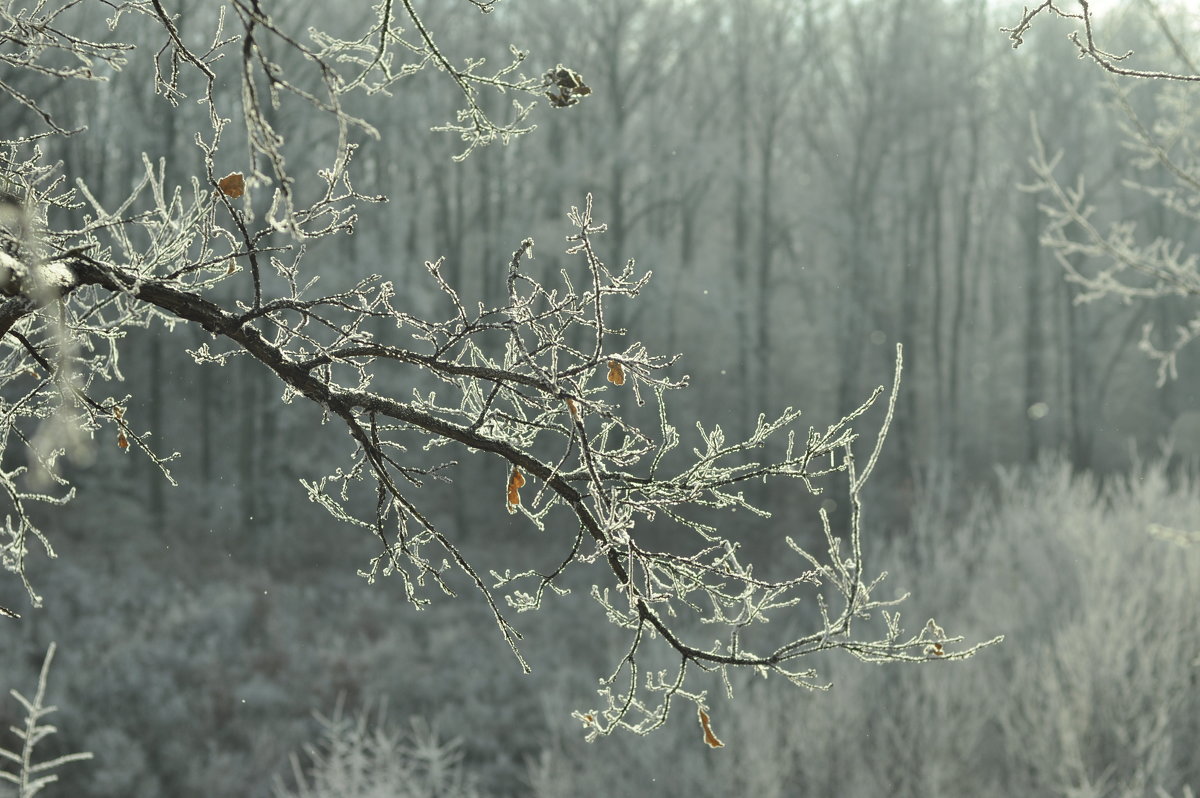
[1,0,1199,795]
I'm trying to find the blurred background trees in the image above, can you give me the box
[6,0,1193,548]
[2,0,1199,795]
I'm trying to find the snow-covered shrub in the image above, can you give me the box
[273,699,479,798]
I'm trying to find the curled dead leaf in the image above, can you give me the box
[606,359,625,386]
[507,468,525,508]
[542,64,591,108]
[217,172,245,198]
[698,708,724,749]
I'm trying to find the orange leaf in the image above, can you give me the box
[565,397,579,419]
[698,708,724,749]
[606,359,625,386]
[117,431,129,451]
[507,468,525,508]
[217,172,245,198]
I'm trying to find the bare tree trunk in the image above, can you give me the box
[1023,193,1045,463]
[1061,276,1093,469]
[238,359,260,525]
[946,116,982,461]
[754,120,778,417]
[148,332,165,527]
[926,149,947,454]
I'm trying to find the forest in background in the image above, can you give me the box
[2,0,1199,796]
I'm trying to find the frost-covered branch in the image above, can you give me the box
[8,193,996,735]
[0,0,996,740]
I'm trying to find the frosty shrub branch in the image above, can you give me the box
[0,1,998,736]
[0,643,92,796]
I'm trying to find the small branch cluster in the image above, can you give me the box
[0,1,137,138]
[1002,1,1200,82]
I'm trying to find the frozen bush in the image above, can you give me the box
[273,699,479,798]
